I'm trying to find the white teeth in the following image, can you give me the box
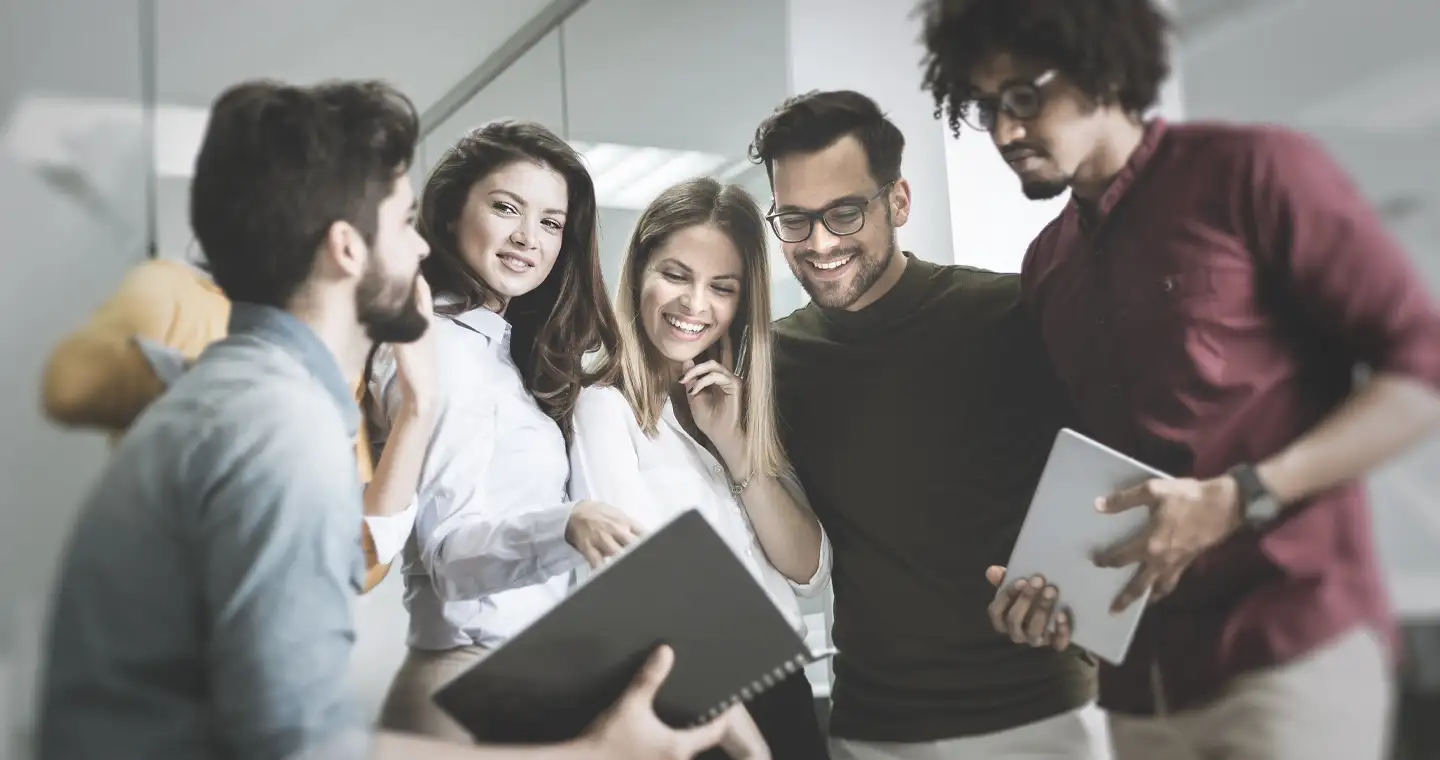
[810,256,851,271]
[665,315,705,334]
[498,254,532,272]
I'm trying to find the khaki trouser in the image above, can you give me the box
[830,702,1113,760]
[1110,626,1393,760]
[377,645,488,743]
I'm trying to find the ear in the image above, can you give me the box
[318,220,368,281]
[889,179,913,229]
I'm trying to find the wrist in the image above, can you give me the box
[1227,462,1285,528]
[719,441,749,475]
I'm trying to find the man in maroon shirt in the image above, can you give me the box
[917,1,1440,759]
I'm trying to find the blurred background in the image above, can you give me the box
[1,0,1436,757]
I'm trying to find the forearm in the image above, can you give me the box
[428,501,580,600]
[364,404,436,519]
[1257,373,1440,506]
[725,453,822,583]
[42,334,163,430]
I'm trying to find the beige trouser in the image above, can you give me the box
[830,702,1113,759]
[377,644,488,743]
[1110,626,1393,760]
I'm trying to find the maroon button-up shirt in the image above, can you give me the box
[1022,119,1440,715]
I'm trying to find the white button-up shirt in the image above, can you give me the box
[567,385,832,635]
[364,305,583,651]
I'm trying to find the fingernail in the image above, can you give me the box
[1094,497,1106,511]
[1043,587,1057,601]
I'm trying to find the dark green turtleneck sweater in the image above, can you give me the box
[773,254,1095,742]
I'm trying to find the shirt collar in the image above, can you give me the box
[436,293,510,343]
[227,302,361,434]
[1071,118,1169,236]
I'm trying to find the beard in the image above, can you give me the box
[357,261,428,344]
[1021,178,1071,200]
[792,206,899,310]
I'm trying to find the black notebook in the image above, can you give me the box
[432,508,834,744]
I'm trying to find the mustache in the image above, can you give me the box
[1000,144,1048,162]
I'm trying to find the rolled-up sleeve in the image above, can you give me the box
[1252,129,1440,388]
[199,401,364,760]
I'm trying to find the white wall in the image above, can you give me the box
[0,2,155,751]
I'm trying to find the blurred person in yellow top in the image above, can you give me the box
[40,254,416,593]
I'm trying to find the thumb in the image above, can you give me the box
[672,714,729,757]
[985,565,1006,588]
[622,644,675,705]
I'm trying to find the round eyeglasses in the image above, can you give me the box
[765,182,893,244]
[957,69,1057,133]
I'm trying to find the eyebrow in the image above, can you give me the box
[657,257,741,281]
[490,189,567,217]
[774,193,870,214]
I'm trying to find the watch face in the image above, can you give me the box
[1249,495,1282,524]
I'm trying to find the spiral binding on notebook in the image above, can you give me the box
[687,653,811,726]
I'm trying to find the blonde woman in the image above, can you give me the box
[568,177,832,759]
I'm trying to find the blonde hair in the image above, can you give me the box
[610,177,787,480]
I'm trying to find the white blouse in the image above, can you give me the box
[567,385,832,635]
[364,305,583,651]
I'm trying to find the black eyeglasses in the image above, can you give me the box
[765,182,893,244]
[958,70,1057,133]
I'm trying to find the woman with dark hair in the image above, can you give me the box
[569,177,831,759]
[360,120,648,741]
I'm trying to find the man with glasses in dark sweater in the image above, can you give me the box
[749,91,1108,760]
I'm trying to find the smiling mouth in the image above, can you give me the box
[497,252,535,273]
[807,255,853,272]
[663,313,709,340]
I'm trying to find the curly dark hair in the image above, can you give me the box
[748,90,904,186]
[418,120,619,438]
[918,0,1172,137]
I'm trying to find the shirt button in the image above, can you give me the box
[1096,314,1107,326]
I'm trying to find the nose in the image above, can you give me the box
[677,281,710,315]
[991,111,1026,150]
[807,220,844,256]
[511,216,541,249]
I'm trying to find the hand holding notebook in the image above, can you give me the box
[433,508,835,744]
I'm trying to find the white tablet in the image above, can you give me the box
[1001,428,1171,665]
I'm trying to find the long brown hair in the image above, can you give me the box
[418,120,619,437]
[612,177,788,480]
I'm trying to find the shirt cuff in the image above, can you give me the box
[364,500,417,565]
[788,532,832,597]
